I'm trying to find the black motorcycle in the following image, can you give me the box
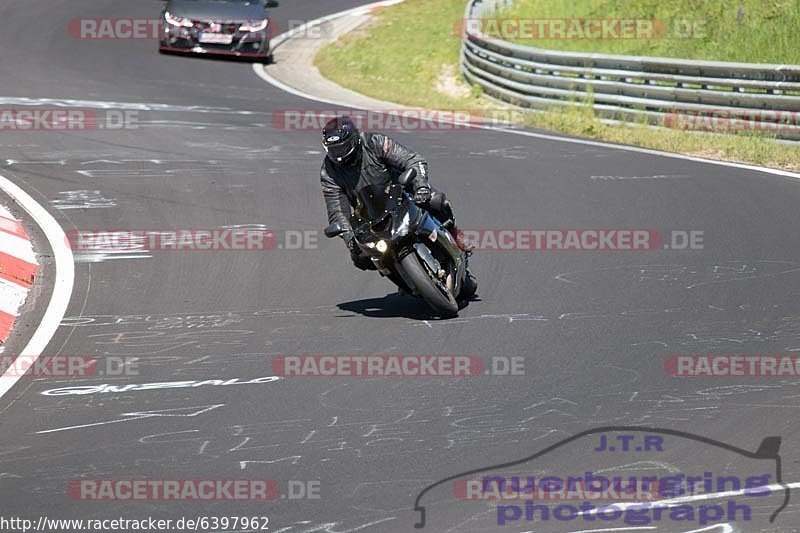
[325,169,477,318]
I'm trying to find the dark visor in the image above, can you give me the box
[325,140,355,160]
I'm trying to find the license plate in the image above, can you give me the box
[199,32,233,44]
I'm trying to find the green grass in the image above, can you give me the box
[522,105,800,171]
[315,0,477,109]
[495,0,800,63]
[314,0,800,172]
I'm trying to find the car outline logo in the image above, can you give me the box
[412,425,791,528]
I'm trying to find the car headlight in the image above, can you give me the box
[165,11,193,28]
[240,19,268,32]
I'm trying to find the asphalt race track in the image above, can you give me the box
[1,1,800,532]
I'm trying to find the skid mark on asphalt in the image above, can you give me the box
[76,303,800,376]
[592,459,684,475]
[86,329,255,355]
[58,308,342,358]
[240,455,303,469]
[4,159,67,166]
[62,311,249,328]
[6,158,223,166]
[57,303,800,357]
[591,174,691,181]
[412,313,548,327]
[6,157,299,179]
[36,404,225,434]
[555,261,800,289]
[142,119,274,130]
[0,96,268,115]
[74,163,260,178]
[70,230,152,263]
[629,312,797,352]
[60,311,273,355]
[50,190,115,210]
[467,146,529,160]
[269,517,397,533]
[122,401,558,470]
[407,308,696,327]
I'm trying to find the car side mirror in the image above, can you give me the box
[397,168,417,188]
[324,222,345,238]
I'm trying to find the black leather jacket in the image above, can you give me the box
[320,132,429,237]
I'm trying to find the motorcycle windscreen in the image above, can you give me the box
[355,183,404,222]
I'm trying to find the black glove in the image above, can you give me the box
[412,185,432,204]
[343,231,359,254]
[345,232,375,271]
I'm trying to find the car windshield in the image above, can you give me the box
[355,183,404,222]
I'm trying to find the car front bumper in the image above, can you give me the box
[159,21,270,58]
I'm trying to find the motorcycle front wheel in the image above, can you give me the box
[398,252,459,318]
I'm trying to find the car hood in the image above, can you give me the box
[165,0,267,21]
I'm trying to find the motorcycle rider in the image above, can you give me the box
[319,115,468,271]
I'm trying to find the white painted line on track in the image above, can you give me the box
[0,174,74,399]
[252,1,800,181]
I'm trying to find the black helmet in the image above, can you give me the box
[322,116,361,165]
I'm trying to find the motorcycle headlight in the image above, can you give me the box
[240,19,268,32]
[165,11,193,28]
[375,240,389,253]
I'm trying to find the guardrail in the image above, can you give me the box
[460,0,800,140]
